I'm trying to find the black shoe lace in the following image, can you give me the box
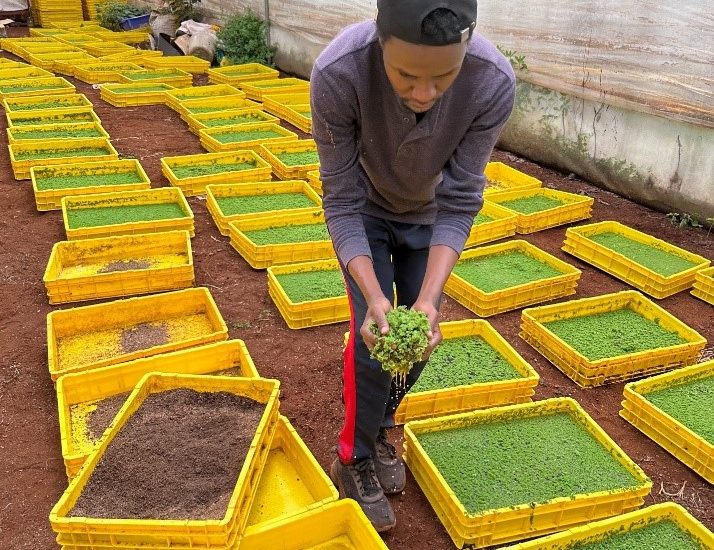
[352,459,380,497]
[376,430,397,461]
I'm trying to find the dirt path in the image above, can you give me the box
[0,28,712,549]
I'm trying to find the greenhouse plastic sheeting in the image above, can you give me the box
[0,0,28,10]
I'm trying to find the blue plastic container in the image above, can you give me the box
[120,13,151,30]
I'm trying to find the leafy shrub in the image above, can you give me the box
[97,0,150,31]
[217,10,274,66]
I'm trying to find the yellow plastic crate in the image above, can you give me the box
[244,415,338,533]
[9,138,118,180]
[80,41,136,56]
[99,82,176,107]
[47,287,229,380]
[692,266,714,305]
[142,55,211,74]
[395,319,539,424]
[2,92,93,115]
[186,108,279,135]
[206,180,322,236]
[61,187,194,240]
[164,83,243,110]
[89,30,150,45]
[281,104,312,133]
[51,373,280,549]
[501,502,714,549]
[228,210,335,269]
[267,259,349,329]
[177,96,259,119]
[161,150,273,197]
[239,499,387,549]
[444,240,582,317]
[44,230,194,304]
[200,122,299,153]
[97,50,163,64]
[0,66,53,80]
[239,77,310,101]
[7,121,109,144]
[0,59,27,68]
[29,52,97,71]
[55,32,103,46]
[7,109,102,129]
[520,290,707,387]
[562,221,711,299]
[306,169,322,195]
[73,61,144,84]
[486,188,594,234]
[119,68,193,88]
[620,360,714,484]
[403,398,652,549]
[261,92,312,133]
[56,339,259,478]
[207,63,279,85]
[258,139,320,180]
[31,159,151,211]
[0,76,75,99]
[464,201,518,248]
[483,162,542,196]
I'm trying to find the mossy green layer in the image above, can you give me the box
[213,129,283,144]
[645,375,714,445]
[186,106,232,114]
[571,519,704,550]
[243,223,329,245]
[15,128,103,140]
[112,86,170,93]
[15,148,110,161]
[416,411,642,514]
[202,114,267,127]
[0,84,66,93]
[216,193,315,215]
[36,172,142,190]
[67,203,186,228]
[473,212,494,225]
[297,111,312,118]
[171,161,255,179]
[588,232,699,277]
[452,250,563,292]
[275,269,345,302]
[12,101,81,111]
[499,195,565,214]
[275,151,319,166]
[14,113,95,125]
[410,336,523,393]
[123,71,180,80]
[254,80,299,88]
[544,308,687,361]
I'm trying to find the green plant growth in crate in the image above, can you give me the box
[217,193,316,216]
[9,112,99,126]
[110,85,174,94]
[587,232,700,277]
[213,127,288,144]
[10,125,105,140]
[67,204,187,229]
[410,336,523,393]
[14,147,111,161]
[274,269,345,303]
[122,70,188,81]
[416,410,645,514]
[200,112,274,128]
[567,520,704,549]
[35,171,145,191]
[452,250,563,292]
[275,151,320,167]
[643,377,714,445]
[497,194,565,214]
[171,160,257,179]
[244,223,330,245]
[543,309,688,361]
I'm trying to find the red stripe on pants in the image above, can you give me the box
[337,275,357,463]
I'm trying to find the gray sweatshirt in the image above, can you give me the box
[310,21,515,266]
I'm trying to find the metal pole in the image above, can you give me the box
[264,0,271,46]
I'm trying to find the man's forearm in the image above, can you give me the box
[347,255,385,305]
[417,244,459,307]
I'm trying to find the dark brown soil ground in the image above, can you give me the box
[69,389,263,520]
[1,27,712,549]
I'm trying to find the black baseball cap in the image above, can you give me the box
[376,0,477,46]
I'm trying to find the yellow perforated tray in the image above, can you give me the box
[464,201,518,248]
[199,122,298,153]
[692,266,714,305]
[238,77,310,101]
[483,162,542,195]
[258,139,320,180]
[186,107,279,135]
[164,83,243,110]
[9,138,118,180]
[207,63,279,85]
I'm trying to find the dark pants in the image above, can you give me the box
[338,215,433,463]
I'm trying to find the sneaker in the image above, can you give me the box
[374,428,406,494]
[330,457,396,532]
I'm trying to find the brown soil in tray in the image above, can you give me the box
[120,323,169,354]
[98,259,152,273]
[69,388,264,519]
[87,393,128,441]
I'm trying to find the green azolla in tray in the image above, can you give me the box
[410,336,523,393]
[452,250,563,292]
[644,375,714,445]
[499,194,565,214]
[217,193,315,216]
[12,100,80,111]
[171,161,256,179]
[254,80,299,88]
[111,86,171,94]
[36,172,141,190]
[276,269,345,303]
[15,128,102,140]
[67,203,187,228]
[571,519,704,549]
[0,83,66,93]
[14,113,94,126]
[588,231,699,277]
[123,71,181,80]
[202,114,267,127]
[416,411,642,514]
[213,129,284,144]
[544,308,687,361]
[275,151,319,166]
[243,223,330,245]
[297,111,312,118]
[472,212,494,225]
[14,147,110,161]
[186,106,232,114]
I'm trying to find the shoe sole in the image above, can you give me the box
[329,462,397,533]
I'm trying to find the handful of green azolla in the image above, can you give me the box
[370,306,430,386]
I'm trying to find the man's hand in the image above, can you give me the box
[411,298,441,359]
[361,295,392,350]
